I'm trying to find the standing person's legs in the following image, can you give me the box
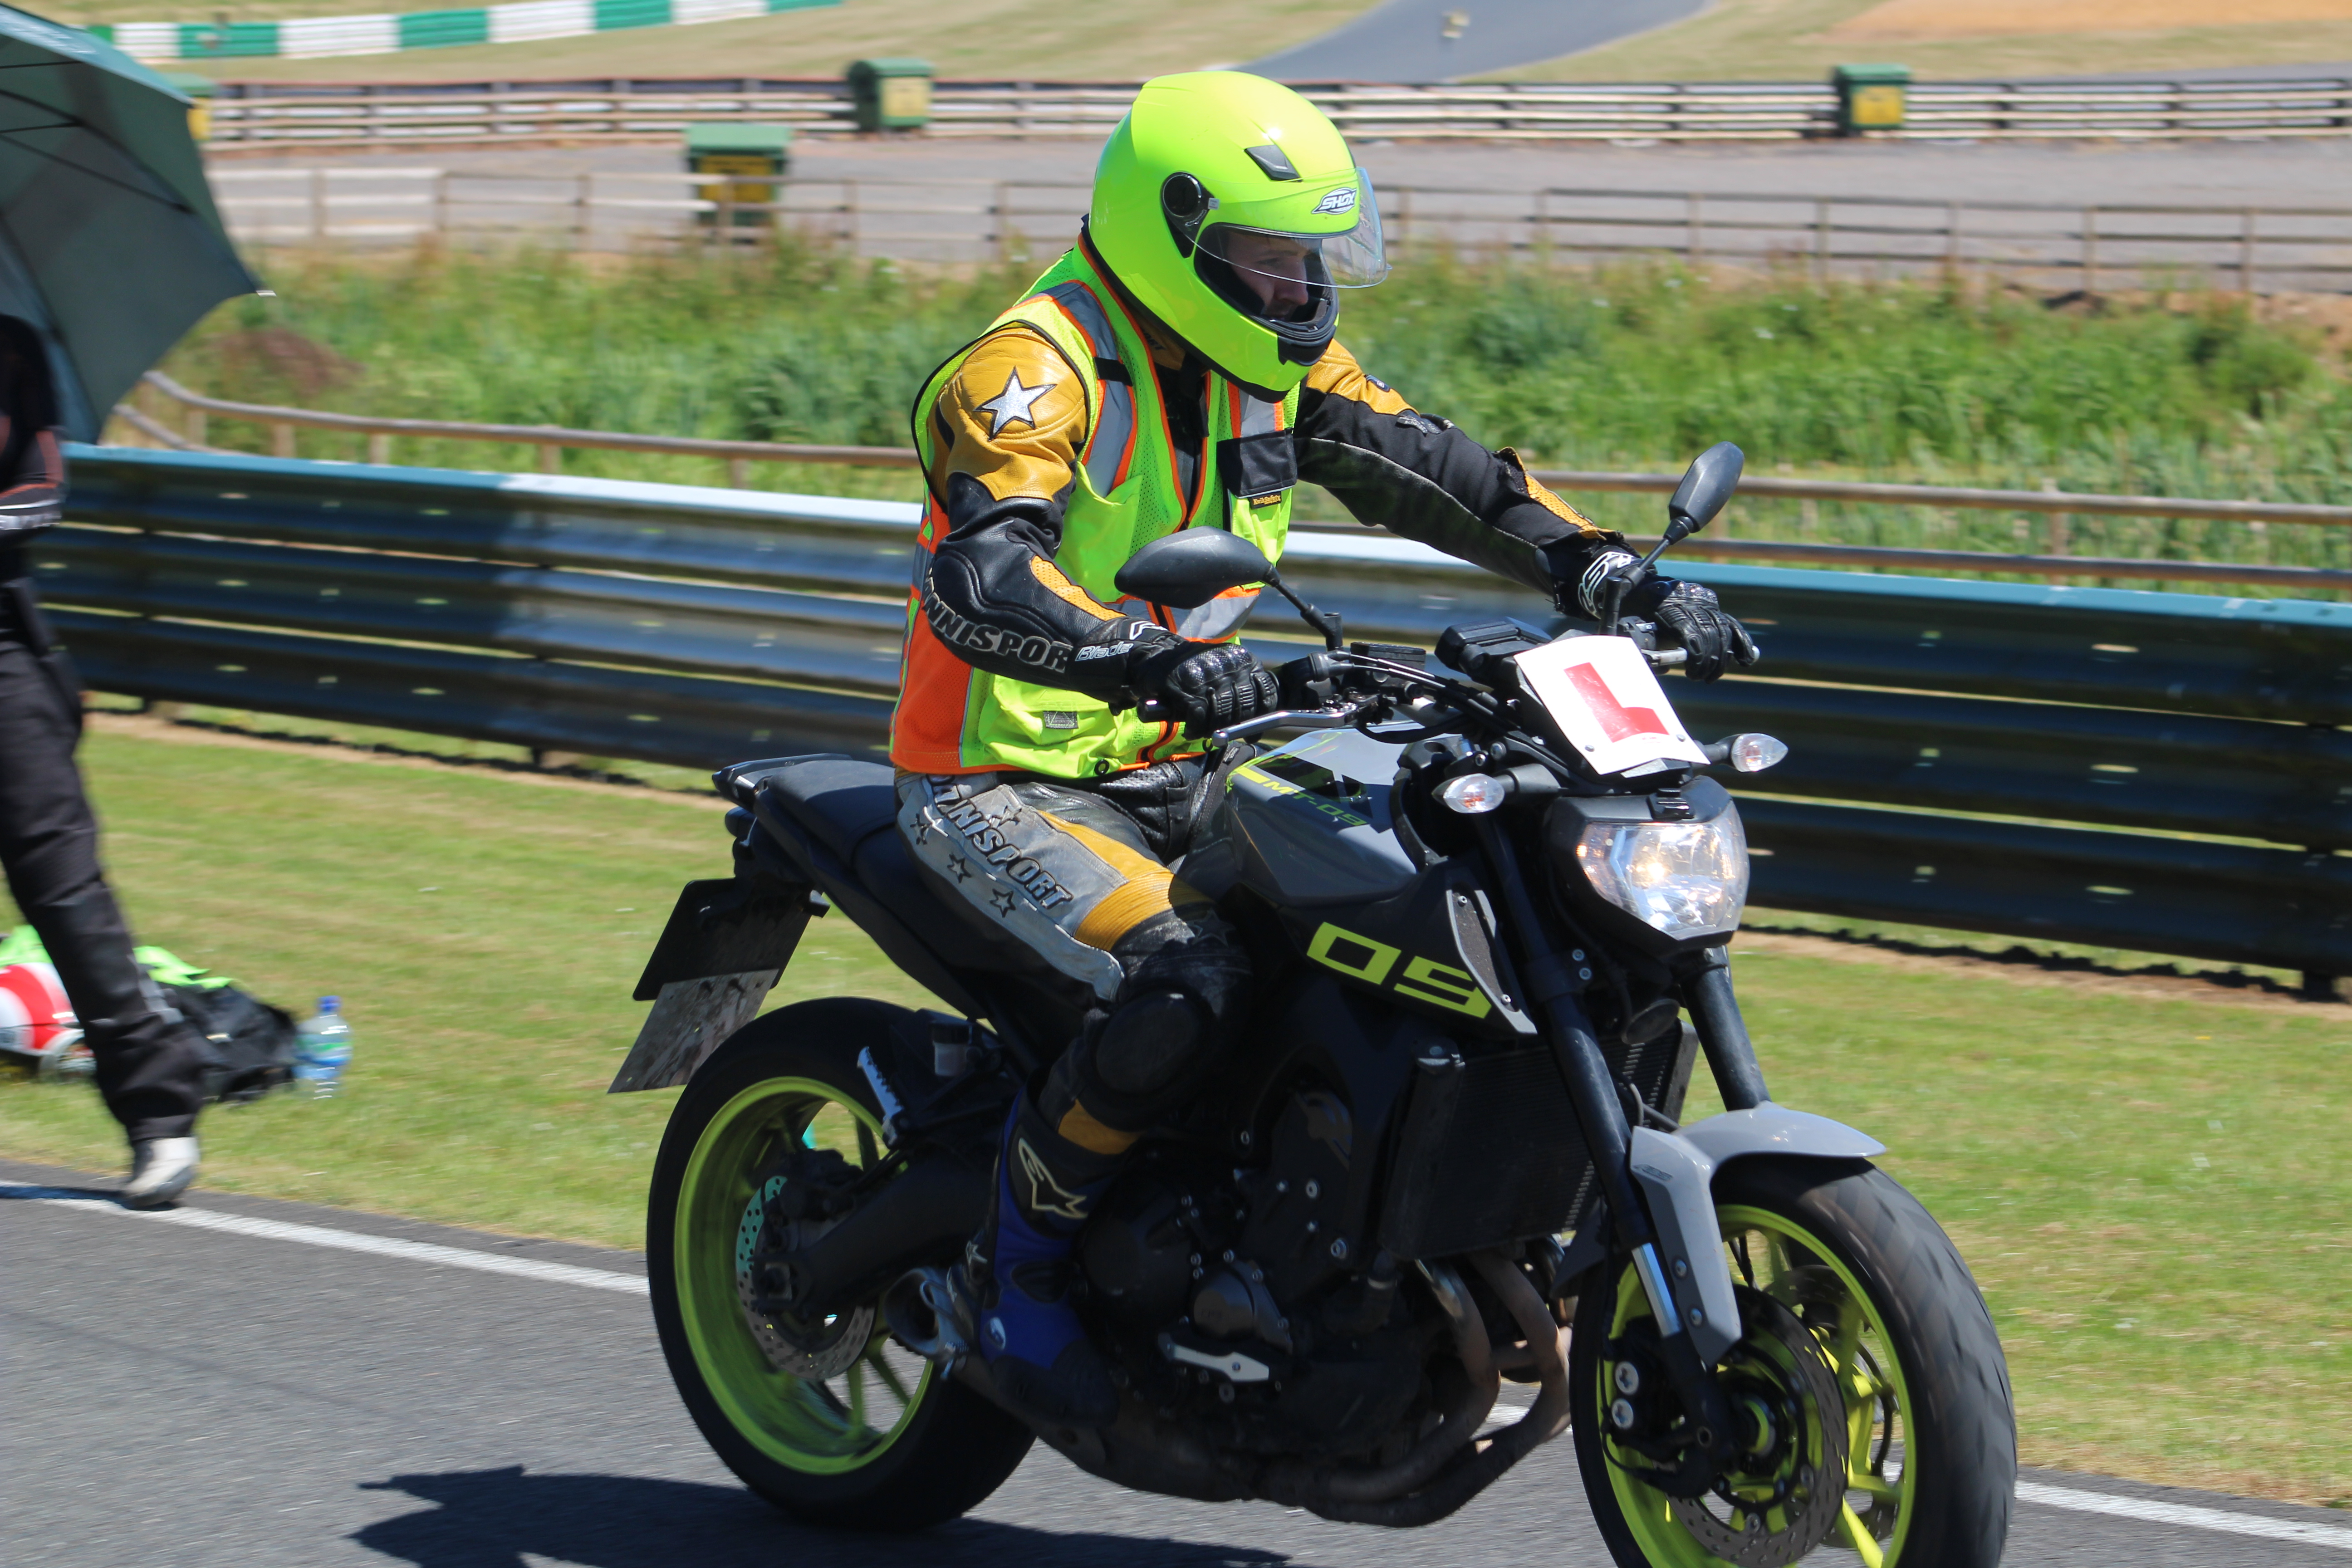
[895,769,1253,1424]
[0,590,211,1200]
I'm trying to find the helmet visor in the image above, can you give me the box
[1196,170,1390,294]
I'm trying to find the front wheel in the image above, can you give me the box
[647,998,1033,1531]
[1572,1159,2015,1568]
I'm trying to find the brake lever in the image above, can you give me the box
[1209,707,1364,745]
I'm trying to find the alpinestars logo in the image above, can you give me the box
[1313,186,1358,215]
[1017,1136,1091,1221]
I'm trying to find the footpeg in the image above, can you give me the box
[885,1266,975,1366]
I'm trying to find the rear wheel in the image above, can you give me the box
[647,999,1033,1531]
[1572,1159,2015,1568]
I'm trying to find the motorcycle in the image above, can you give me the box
[613,443,2018,1565]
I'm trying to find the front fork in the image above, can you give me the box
[1473,819,1753,1467]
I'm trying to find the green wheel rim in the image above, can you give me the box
[1598,1203,1920,1568]
[675,1075,934,1474]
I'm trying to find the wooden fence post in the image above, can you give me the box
[272,421,295,458]
[2042,477,2070,583]
[368,432,392,465]
[310,167,327,243]
[2082,206,2099,293]
[2239,207,2257,294]
[1687,192,1704,264]
[727,457,750,488]
[434,170,451,236]
[995,180,1011,264]
[1814,198,1830,287]
[575,173,593,250]
[539,442,561,474]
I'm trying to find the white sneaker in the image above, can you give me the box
[123,1137,200,1209]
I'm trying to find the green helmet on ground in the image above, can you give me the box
[1088,72,1389,397]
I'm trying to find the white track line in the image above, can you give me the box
[2016,1482,2352,1551]
[13,1183,2352,1551]
[0,1184,647,1296]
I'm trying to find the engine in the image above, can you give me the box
[1079,1082,1439,1461]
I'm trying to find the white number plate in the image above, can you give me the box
[1512,635,1709,777]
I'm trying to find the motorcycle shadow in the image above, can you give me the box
[352,1466,1294,1568]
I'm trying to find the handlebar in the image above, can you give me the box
[1136,640,1687,743]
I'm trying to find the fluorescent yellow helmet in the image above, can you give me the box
[1088,72,1388,397]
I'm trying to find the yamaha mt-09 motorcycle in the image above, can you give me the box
[616,444,2018,1566]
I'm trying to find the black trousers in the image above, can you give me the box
[0,562,210,1141]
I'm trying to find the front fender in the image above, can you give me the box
[1679,1102,1885,1169]
[1588,1104,1884,1365]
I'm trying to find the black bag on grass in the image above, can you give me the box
[176,981,298,1103]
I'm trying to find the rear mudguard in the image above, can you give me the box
[609,877,821,1092]
[1561,1103,1884,1365]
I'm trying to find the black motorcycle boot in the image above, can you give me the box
[31,889,214,1147]
[968,1093,1122,1428]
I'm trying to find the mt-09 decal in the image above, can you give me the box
[1305,921,1491,1019]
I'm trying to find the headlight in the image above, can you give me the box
[1574,815,1749,941]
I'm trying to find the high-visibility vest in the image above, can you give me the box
[891,245,1299,779]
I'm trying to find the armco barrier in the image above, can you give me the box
[46,446,2352,983]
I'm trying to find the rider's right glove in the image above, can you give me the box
[1129,640,1280,736]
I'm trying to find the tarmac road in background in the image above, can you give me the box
[1243,0,1708,85]
[10,1156,2352,1568]
[203,135,2352,263]
[207,134,2352,210]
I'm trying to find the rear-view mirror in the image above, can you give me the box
[1113,529,1274,610]
[1668,442,1745,537]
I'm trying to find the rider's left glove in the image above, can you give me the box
[1649,580,1758,682]
[1549,547,1758,683]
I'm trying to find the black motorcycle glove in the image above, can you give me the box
[1130,641,1280,737]
[1548,547,1758,682]
[1649,580,1759,682]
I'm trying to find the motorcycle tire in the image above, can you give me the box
[1571,1157,2016,1568]
[647,997,1034,1532]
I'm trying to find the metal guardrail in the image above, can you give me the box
[44,445,2352,984]
[122,371,2352,593]
[193,76,2352,149]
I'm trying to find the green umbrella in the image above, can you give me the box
[0,5,258,441]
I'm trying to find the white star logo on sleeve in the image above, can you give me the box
[976,368,1056,436]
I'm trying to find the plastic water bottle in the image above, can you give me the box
[294,997,353,1098]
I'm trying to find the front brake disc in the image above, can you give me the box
[1669,1289,1848,1568]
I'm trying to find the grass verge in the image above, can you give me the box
[2,722,2345,1501]
[1485,0,2352,83]
[123,0,1370,82]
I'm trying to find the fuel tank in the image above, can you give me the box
[1183,732,1535,1041]
[1182,730,1419,909]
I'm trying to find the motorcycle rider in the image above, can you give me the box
[890,72,1756,1428]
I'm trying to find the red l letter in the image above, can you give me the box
[1566,661,1671,743]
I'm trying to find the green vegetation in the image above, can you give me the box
[2,726,2346,1500]
[1483,0,2352,84]
[150,241,2352,577]
[87,0,1369,82]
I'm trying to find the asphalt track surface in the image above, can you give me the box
[1245,0,1706,85]
[10,1158,2352,1568]
[217,137,2352,213]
